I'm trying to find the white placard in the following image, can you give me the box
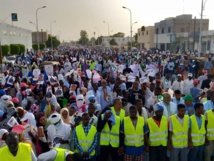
[33,69,40,79]
[54,87,63,97]
[45,65,53,76]
[86,69,92,78]
[7,76,15,85]
[7,117,18,128]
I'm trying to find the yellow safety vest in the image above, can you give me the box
[171,114,189,148]
[75,125,97,156]
[0,143,31,161]
[190,115,206,146]
[100,115,120,148]
[124,116,144,147]
[147,116,168,146]
[89,62,96,70]
[206,110,214,141]
[111,107,125,120]
[54,148,74,161]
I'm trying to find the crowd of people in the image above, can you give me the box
[0,48,214,161]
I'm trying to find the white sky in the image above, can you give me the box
[0,0,213,41]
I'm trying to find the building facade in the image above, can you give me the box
[102,37,135,48]
[32,30,48,44]
[0,22,32,50]
[154,14,209,52]
[137,26,154,50]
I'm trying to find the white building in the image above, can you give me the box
[0,22,32,50]
[102,36,134,48]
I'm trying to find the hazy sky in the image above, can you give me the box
[0,0,214,41]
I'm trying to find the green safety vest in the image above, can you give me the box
[171,114,189,148]
[54,148,74,161]
[75,125,97,156]
[190,115,206,146]
[100,115,120,148]
[124,116,144,147]
[147,116,168,146]
[206,110,214,141]
[111,107,125,121]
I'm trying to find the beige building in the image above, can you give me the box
[137,26,154,50]
[32,30,48,44]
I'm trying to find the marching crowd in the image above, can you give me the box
[0,48,214,161]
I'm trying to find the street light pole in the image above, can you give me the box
[123,6,132,50]
[103,21,110,36]
[198,0,208,57]
[94,27,100,45]
[50,21,56,50]
[36,6,46,51]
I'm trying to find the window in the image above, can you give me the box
[156,28,159,34]
[181,28,185,32]
[162,28,164,34]
[146,31,148,35]
[207,41,211,50]
[168,27,171,33]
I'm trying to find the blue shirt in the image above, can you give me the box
[190,87,201,103]
[121,119,148,155]
[185,103,195,116]
[190,115,202,129]
[203,100,214,111]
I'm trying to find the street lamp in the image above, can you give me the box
[122,6,132,49]
[29,21,37,28]
[94,27,100,45]
[50,21,56,50]
[198,0,208,56]
[103,21,110,36]
[36,6,46,51]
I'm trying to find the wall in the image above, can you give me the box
[0,22,32,50]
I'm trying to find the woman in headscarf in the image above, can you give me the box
[0,129,8,148]
[60,108,71,124]
[36,113,51,153]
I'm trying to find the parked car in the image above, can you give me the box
[2,55,16,64]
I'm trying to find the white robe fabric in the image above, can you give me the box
[158,101,177,118]
[47,121,71,150]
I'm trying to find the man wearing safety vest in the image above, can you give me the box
[168,103,192,161]
[111,97,125,120]
[205,106,214,161]
[38,147,83,161]
[0,132,37,161]
[97,107,123,161]
[73,113,98,161]
[121,105,149,161]
[146,103,168,161]
[188,103,205,161]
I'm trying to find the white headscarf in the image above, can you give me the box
[76,94,84,107]
[0,129,8,139]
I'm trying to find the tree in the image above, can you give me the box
[78,30,89,45]
[10,44,20,55]
[112,32,125,37]
[134,33,138,42]
[1,45,10,56]
[95,36,103,45]
[18,44,25,54]
[109,38,118,45]
[46,35,61,48]
[32,44,46,50]
[127,41,138,48]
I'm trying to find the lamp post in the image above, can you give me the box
[50,21,56,50]
[198,0,208,57]
[94,27,100,45]
[103,21,110,36]
[36,6,46,51]
[122,6,132,49]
